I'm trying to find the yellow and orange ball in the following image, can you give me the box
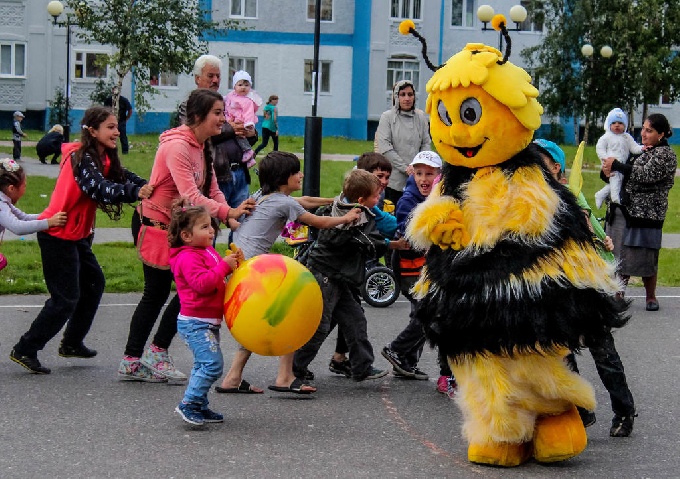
[224,254,323,356]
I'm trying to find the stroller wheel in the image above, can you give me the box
[362,266,399,308]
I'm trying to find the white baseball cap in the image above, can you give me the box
[410,151,442,168]
[13,111,24,118]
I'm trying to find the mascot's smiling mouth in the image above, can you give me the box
[454,141,486,158]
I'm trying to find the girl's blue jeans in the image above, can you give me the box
[177,320,224,408]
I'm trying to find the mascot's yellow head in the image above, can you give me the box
[399,19,543,168]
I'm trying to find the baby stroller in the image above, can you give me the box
[283,222,400,308]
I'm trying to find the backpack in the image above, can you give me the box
[292,205,329,266]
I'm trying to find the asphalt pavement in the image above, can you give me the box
[1,288,679,478]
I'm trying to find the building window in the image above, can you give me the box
[307,0,333,21]
[304,60,331,93]
[74,51,108,80]
[390,0,421,20]
[659,94,673,106]
[150,70,178,87]
[451,0,475,27]
[520,1,544,32]
[386,57,420,90]
[0,42,26,77]
[231,0,257,18]
[228,57,256,88]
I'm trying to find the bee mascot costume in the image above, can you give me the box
[399,18,627,467]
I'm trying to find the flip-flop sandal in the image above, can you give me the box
[215,379,263,394]
[268,377,316,394]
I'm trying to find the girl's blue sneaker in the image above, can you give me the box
[175,402,204,426]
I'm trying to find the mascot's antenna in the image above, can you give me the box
[398,20,444,72]
[399,18,513,68]
[497,21,512,65]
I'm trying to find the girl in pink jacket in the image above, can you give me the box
[168,200,244,426]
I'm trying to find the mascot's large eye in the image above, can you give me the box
[437,100,452,126]
[460,98,482,125]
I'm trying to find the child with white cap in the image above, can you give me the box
[224,70,262,168]
[594,108,643,209]
[382,151,456,392]
[12,111,28,161]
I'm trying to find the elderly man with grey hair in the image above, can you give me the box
[178,54,258,218]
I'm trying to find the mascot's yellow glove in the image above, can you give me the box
[429,209,471,250]
[407,196,471,251]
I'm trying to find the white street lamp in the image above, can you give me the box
[477,4,527,51]
[581,43,614,144]
[582,44,613,59]
[47,0,72,142]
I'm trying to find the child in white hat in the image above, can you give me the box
[224,70,262,168]
[12,111,28,161]
[594,108,643,209]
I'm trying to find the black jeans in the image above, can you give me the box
[254,127,278,155]
[389,299,426,367]
[566,331,635,417]
[14,233,104,357]
[294,274,375,378]
[13,140,21,160]
[123,210,179,357]
[118,121,129,154]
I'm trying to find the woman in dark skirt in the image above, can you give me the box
[603,113,677,311]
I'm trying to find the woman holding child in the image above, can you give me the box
[602,113,677,311]
[118,88,255,383]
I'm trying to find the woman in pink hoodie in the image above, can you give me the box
[118,89,255,383]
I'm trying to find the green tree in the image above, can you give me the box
[65,0,242,117]
[48,87,69,129]
[522,0,680,144]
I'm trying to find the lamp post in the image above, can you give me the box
[477,4,527,51]
[303,0,322,196]
[580,43,613,144]
[47,0,72,142]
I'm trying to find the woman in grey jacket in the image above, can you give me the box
[375,80,431,203]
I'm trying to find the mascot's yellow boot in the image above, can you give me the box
[468,441,532,467]
[533,406,587,463]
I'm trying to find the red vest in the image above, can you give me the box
[39,143,111,240]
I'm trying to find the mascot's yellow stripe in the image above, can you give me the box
[465,165,559,248]
[515,238,620,294]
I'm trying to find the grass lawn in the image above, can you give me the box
[1,131,679,292]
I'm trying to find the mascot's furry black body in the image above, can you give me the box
[399,19,627,467]
[421,149,625,359]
